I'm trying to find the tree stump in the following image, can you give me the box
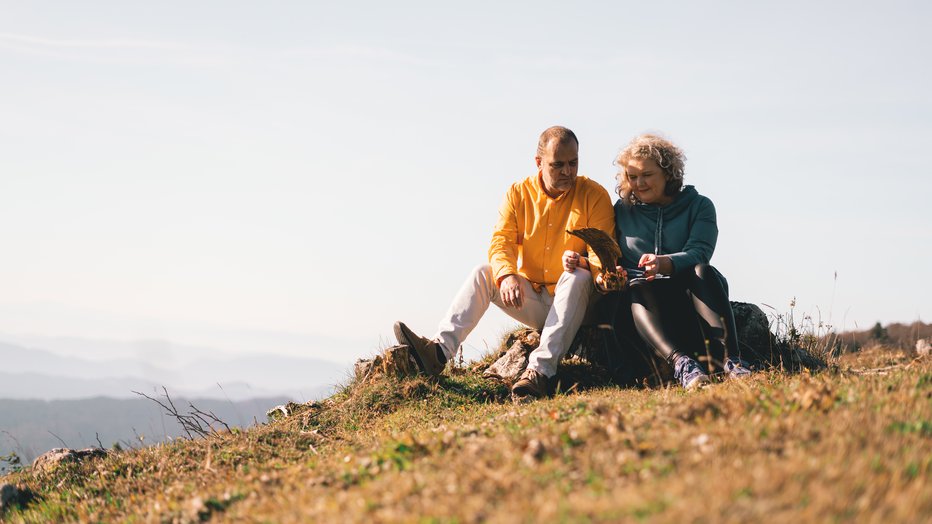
[354,344,421,383]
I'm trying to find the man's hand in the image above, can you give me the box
[562,250,591,273]
[562,250,580,272]
[596,266,627,291]
[500,274,524,309]
[638,254,672,280]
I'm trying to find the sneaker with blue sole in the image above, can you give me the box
[673,355,711,390]
[724,357,753,379]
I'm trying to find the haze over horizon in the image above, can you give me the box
[2,1,929,384]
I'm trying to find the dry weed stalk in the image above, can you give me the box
[764,298,841,367]
[132,387,231,440]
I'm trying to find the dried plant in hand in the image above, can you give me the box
[567,227,626,289]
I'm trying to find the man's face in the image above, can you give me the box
[536,139,579,196]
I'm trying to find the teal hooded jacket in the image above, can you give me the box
[613,185,718,275]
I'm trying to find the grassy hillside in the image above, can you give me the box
[1,346,930,523]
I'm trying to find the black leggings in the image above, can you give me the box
[619,264,740,373]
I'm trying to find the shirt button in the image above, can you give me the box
[544,269,549,273]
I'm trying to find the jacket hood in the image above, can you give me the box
[627,185,699,219]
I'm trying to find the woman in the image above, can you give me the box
[610,133,750,389]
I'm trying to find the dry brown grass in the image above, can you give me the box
[2,347,930,523]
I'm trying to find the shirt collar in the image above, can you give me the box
[536,172,573,200]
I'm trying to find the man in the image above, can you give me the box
[394,126,616,399]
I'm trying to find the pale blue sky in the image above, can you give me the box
[1,1,929,366]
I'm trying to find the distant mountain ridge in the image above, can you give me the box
[0,339,349,401]
[0,329,366,366]
[0,335,355,467]
[0,395,290,466]
[0,370,332,402]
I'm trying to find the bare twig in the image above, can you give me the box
[1,429,23,454]
[189,404,232,433]
[133,387,230,440]
[96,432,104,450]
[48,430,68,448]
[133,388,198,439]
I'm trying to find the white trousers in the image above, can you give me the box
[433,264,595,377]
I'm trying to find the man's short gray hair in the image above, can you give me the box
[536,126,579,157]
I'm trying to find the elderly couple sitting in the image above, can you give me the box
[393,126,752,400]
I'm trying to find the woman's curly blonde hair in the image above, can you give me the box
[615,133,686,204]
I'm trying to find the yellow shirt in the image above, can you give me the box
[489,174,615,294]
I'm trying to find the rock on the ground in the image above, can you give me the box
[790,346,825,370]
[354,355,383,383]
[0,483,18,512]
[266,401,305,422]
[917,338,931,356]
[0,483,35,514]
[354,358,377,381]
[731,301,823,370]
[731,301,775,362]
[483,336,537,384]
[32,447,107,473]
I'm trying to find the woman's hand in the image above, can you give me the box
[638,254,673,280]
[596,266,627,292]
[562,251,589,273]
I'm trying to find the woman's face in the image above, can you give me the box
[625,157,673,205]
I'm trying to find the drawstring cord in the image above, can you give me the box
[654,207,664,255]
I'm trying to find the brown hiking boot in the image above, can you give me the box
[511,368,549,401]
[393,321,447,377]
